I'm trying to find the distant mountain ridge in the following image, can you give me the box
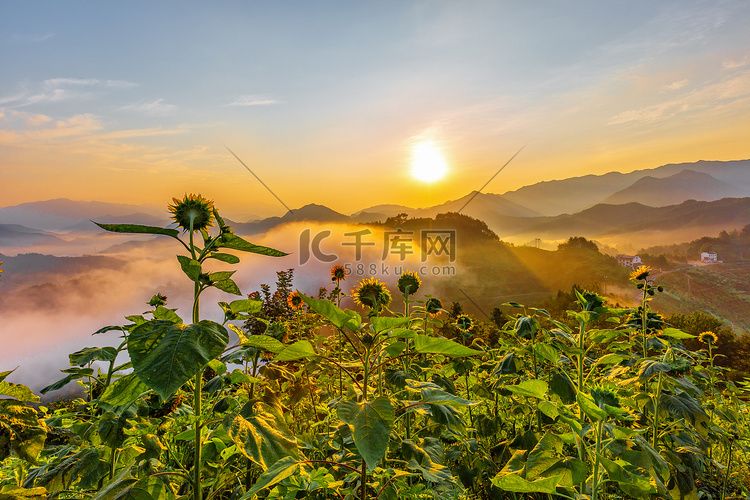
[602,170,747,207]
[0,198,166,231]
[499,159,750,215]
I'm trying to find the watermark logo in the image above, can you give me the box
[299,228,457,277]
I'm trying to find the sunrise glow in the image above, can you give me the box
[411,142,448,183]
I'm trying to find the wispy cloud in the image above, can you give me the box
[228,95,279,107]
[666,79,688,90]
[608,72,750,125]
[10,33,55,43]
[0,78,139,107]
[724,55,749,69]
[119,98,176,115]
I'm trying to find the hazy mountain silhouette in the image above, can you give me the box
[0,224,62,247]
[0,198,164,231]
[233,203,349,234]
[351,204,415,219]
[509,197,750,242]
[500,159,750,215]
[602,170,748,207]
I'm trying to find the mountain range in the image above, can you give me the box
[2,159,749,251]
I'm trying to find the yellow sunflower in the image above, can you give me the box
[0,261,4,281]
[330,264,348,282]
[630,265,651,281]
[425,297,443,316]
[397,271,421,296]
[287,291,303,310]
[351,277,392,309]
[455,314,474,333]
[699,331,719,345]
[168,193,215,232]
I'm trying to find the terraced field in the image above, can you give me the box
[651,261,750,334]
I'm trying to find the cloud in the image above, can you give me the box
[608,72,750,125]
[10,33,55,43]
[0,78,139,107]
[0,112,103,145]
[724,55,749,69]
[229,95,279,107]
[119,98,176,115]
[666,79,688,90]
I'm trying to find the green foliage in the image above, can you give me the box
[5,197,750,500]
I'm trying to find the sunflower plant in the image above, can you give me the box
[93,194,286,500]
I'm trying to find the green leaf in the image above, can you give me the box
[90,468,137,500]
[0,400,46,463]
[338,397,395,471]
[128,319,229,399]
[228,323,249,343]
[216,233,287,256]
[300,294,361,331]
[93,222,180,239]
[214,279,242,295]
[413,335,479,357]
[176,255,201,281]
[525,432,563,479]
[214,278,242,295]
[98,374,150,407]
[419,389,477,407]
[209,271,236,282]
[538,401,559,419]
[661,327,696,339]
[69,346,118,366]
[543,458,587,487]
[228,412,299,469]
[39,368,94,394]
[491,473,562,494]
[243,335,284,354]
[230,299,263,314]
[208,252,240,264]
[589,329,625,343]
[0,379,39,402]
[599,457,657,495]
[515,316,539,339]
[549,372,576,404]
[638,360,672,382]
[504,379,548,399]
[274,340,315,361]
[153,305,182,324]
[402,439,452,484]
[577,392,608,421]
[117,476,171,500]
[0,370,14,383]
[370,316,411,333]
[0,487,48,499]
[239,456,299,500]
[534,343,559,364]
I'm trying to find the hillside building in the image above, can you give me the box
[616,254,642,269]
[700,251,718,263]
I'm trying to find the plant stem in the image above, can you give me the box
[722,438,733,500]
[193,373,202,500]
[591,419,605,500]
[651,371,664,450]
[361,458,367,500]
[189,216,203,500]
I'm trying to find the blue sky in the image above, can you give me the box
[2,1,749,217]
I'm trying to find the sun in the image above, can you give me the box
[411,142,448,183]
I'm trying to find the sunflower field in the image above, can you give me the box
[1,197,749,500]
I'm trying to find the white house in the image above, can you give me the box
[616,254,642,269]
[701,252,718,263]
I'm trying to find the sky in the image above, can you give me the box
[2,0,750,219]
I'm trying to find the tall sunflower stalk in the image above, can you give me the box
[97,194,286,500]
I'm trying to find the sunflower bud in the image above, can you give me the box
[148,293,167,307]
